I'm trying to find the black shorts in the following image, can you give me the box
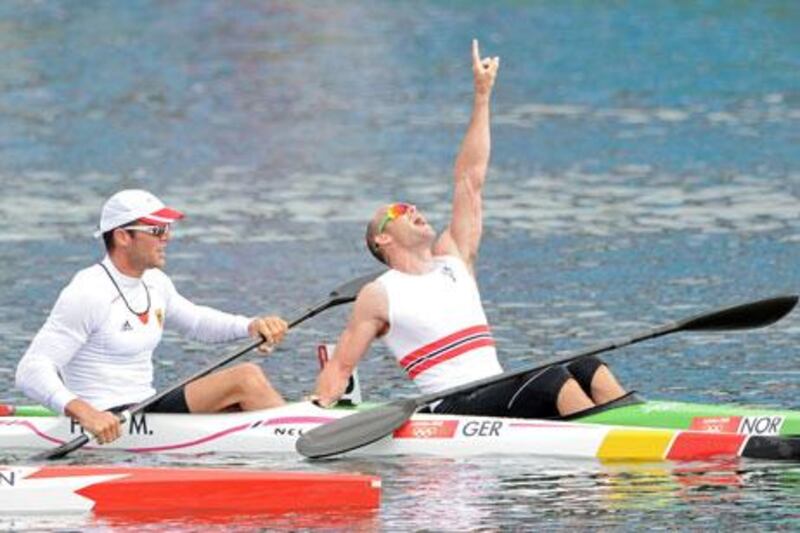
[433,355,607,419]
[109,385,190,414]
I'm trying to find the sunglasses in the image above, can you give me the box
[125,224,171,238]
[377,203,414,234]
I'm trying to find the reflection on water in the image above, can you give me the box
[1,0,799,529]
[379,457,800,530]
[1,510,380,533]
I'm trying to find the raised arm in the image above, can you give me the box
[314,281,389,407]
[434,39,500,275]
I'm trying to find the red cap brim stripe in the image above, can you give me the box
[140,207,185,225]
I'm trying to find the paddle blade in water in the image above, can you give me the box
[681,295,798,332]
[297,400,418,459]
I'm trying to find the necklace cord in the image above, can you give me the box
[99,263,151,319]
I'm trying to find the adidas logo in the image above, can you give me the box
[121,320,133,332]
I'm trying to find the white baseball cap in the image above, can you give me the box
[94,189,185,238]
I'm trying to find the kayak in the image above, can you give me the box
[2,397,798,461]
[0,464,381,516]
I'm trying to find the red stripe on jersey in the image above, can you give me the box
[399,325,491,368]
[406,337,496,379]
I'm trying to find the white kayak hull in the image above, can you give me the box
[1,402,790,461]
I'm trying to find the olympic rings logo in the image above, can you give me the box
[413,426,440,438]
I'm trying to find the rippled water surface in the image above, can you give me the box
[1,1,799,530]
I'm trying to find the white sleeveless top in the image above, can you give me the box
[378,255,503,394]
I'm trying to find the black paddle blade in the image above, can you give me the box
[288,270,384,329]
[328,270,386,305]
[296,400,418,459]
[680,295,798,332]
[30,434,90,461]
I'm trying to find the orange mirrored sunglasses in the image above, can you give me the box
[377,203,414,234]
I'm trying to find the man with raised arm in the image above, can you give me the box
[314,40,627,418]
[17,189,289,445]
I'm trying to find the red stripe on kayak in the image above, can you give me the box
[393,420,458,439]
[667,431,747,460]
[689,416,741,433]
[0,405,14,416]
[28,466,380,513]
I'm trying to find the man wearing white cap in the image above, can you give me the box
[16,189,289,444]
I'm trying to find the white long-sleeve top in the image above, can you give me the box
[16,257,252,413]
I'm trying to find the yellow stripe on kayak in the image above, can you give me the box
[597,429,675,460]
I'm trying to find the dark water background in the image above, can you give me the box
[1,1,799,530]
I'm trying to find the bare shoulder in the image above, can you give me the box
[355,280,387,307]
[353,280,389,322]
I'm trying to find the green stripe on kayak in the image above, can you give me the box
[578,400,800,436]
[9,405,57,417]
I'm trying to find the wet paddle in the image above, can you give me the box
[33,269,384,461]
[296,294,798,459]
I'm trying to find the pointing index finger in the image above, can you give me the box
[472,38,480,67]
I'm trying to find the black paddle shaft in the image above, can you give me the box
[296,294,798,458]
[416,294,800,406]
[32,269,384,461]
